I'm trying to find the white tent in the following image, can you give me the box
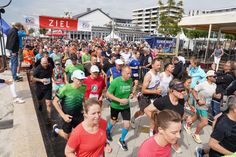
[104,31,121,41]
[179,32,189,41]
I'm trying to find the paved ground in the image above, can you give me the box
[0,70,213,157]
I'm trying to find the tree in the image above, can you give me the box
[225,34,236,40]
[39,28,47,35]
[158,0,184,36]
[28,28,35,34]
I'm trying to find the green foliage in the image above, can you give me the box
[39,28,47,35]
[28,28,35,34]
[184,29,208,39]
[158,0,184,36]
[225,34,236,40]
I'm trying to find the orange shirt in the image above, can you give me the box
[23,50,35,65]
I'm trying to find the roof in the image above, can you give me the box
[179,11,236,34]
[72,8,112,20]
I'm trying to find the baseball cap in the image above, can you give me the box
[115,59,124,65]
[206,70,216,77]
[71,70,86,80]
[170,81,185,91]
[90,65,100,73]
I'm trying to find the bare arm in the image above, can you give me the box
[22,25,29,36]
[32,76,43,83]
[192,89,199,101]
[208,138,233,155]
[64,73,69,84]
[106,91,129,105]
[220,48,224,57]
[64,144,76,157]
[53,96,72,122]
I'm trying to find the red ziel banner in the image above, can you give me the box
[39,16,78,31]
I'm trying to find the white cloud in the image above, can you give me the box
[2,0,236,23]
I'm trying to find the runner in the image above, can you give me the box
[138,110,182,157]
[144,79,185,153]
[160,63,174,96]
[32,57,53,124]
[131,59,161,134]
[65,54,84,83]
[83,65,106,105]
[106,66,134,151]
[65,98,112,157]
[52,70,86,140]
[184,70,216,144]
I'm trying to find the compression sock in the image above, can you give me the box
[120,128,128,142]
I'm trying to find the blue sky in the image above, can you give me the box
[2,0,236,23]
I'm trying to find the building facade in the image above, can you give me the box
[188,7,236,16]
[132,5,182,35]
[71,8,147,41]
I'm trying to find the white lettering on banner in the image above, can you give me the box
[25,17,35,25]
[77,20,92,32]
[49,19,70,28]
[49,19,53,27]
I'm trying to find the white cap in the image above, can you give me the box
[115,59,124,65]
[71,70,86,80]
[206,70,216,77]
[90,65,100,73]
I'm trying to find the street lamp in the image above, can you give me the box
[0,0,12,69]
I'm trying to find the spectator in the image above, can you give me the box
[6,22,23,81]
[211,44,224,71]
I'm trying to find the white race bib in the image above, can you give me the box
[89,94,99,99]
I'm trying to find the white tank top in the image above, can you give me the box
[147,71,160,90]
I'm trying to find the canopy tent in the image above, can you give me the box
[104,31,121,41]
[45,33,67,36]
[178,32,189,41]
[45,30,67,37]
[178,11,236,62]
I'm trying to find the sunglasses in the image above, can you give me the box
[175,89,185,93]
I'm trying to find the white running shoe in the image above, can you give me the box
[13,97,25,104]
[183,123,192,134]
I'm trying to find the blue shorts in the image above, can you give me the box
[196,108,208,118]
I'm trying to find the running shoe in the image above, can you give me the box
[106,130,113,142]
[172,144,182,154]
[118,138,128,151]
[192,134,202,144]
[195,146,205,157]
[52,124,59,137]
[183,123,192,134]
[13,97,25,104]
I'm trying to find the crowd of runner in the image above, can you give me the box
[2,23,236,157]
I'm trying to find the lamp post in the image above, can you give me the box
[0,0,12,70]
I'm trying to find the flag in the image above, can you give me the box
[0,18,11,35]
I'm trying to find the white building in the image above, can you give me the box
[72,8,147,41]
[132,5,182,35]
[188,7,236,16]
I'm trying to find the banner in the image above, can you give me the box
[23,16,39,27]
[39,16,78,31]
[77,20,92,32]
[0,18,11,35]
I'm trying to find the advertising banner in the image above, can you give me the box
[39,16,78,31]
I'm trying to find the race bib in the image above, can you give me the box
[133,73,139,77]
[89,94,99,99]
[43,78,51,85]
